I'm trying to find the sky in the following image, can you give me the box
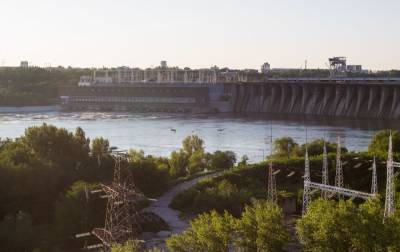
[1,0,399,70]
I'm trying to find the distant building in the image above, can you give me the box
[20,61,29,68]
[261,62,271,73]
[160,61,168,69]
[271,68,302,72]
[347,65,363,73]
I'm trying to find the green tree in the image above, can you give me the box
[22,123,90,169]
[210,150,236,170]
[167,210,235,252]
[296,199,358,251]
[182,135,205,157]
[273,137,298,158]
[238,155,249,168]
[111,240,142,252]
[53,181,104,250]
[355,197,400,251]
[234,200,290,251]
[188,150,206,175]
[294,138,348,156]
[296,198,400,251]
[169,150,189,178]
[368,130,400,154]
[74,127,90,153]
[91,137,110,156]
[128,149,169,197]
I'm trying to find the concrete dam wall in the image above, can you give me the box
[229,82,400,119]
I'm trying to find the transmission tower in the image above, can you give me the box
[321,142,329,199]
[302,146,311,215]
[371,157,378,196]
[384,133,396,218]
[267,126,277,203]
[92,152,144,249]
[335,137,344,198]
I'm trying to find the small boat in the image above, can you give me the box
[170,128,176,133]
[217,128,224,132]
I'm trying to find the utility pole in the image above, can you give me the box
[384,132,395,218]
[267,125,277,203]
[321,141,329,199]
[371,157,378,196]
[335,137,343,198]
[302,144,311,215]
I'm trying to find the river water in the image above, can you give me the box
[0,111,399,162]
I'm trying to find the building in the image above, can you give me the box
[261,62,271,73]
[347,65,363,73]
[160,61,168,69]
[20,61,29,68]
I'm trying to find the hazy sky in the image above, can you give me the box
[1,0,399,70]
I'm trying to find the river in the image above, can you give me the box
[0,111,399,162]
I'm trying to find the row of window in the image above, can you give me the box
[86,88,198,94]
[70,96,196,104]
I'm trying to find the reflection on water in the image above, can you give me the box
[1,111,399,162]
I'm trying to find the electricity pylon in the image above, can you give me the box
[371,157,378,196]
[335,137,343,198]
[321,142,329,199]
[267,126,277,203]
[384,133,396,218]
[302,146,311,215]
[302,135,378,216]
[92,152,144,249]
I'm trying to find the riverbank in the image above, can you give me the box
[0,105,60,113]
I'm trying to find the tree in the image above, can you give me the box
[169,150,189,178]
[273,137,298,158]
[91,137,110,156]
[368,130,400,154]
[167,200,289,252]
[294,138,348,156]
[354,198,400,251]
[238,155,249,168]
[74,127,90,153]
[128,149,169,197]
[210,151,236,170]
[167,210,235,252]
[234,200,290,251]
[188,150,206,175]
[53,181,104,250]
[296,198,400,251]
[182,135,205,157]
[111,240,142,252]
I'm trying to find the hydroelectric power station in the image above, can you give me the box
[59,60,400,119]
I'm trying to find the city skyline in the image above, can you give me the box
[1,0,399,70]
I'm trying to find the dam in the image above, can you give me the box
[59,67,400,119]
[228,79,400,119]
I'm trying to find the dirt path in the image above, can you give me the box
[145,172,222,234]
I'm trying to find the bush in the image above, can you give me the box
[209,150,236,170]
[234,200,290,251]
[296,198,400,251]
[368,130,400,155]
[167,201,289,252]
[167,211,235,252]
